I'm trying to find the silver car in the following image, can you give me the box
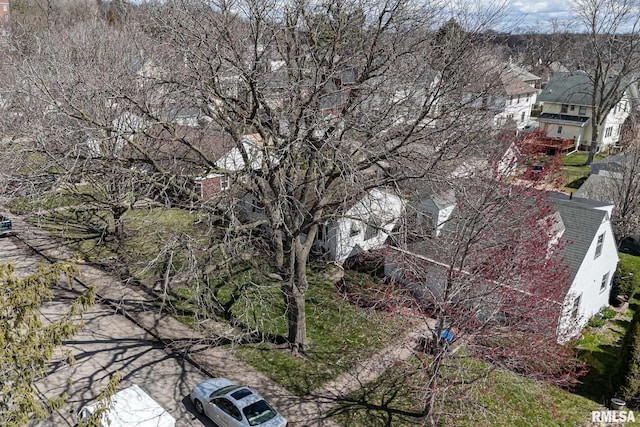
[190,378,288,427]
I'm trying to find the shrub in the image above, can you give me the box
[601,306,617,320]
[619,310,640,403]
[588,315,606,328]
[610,264,638,304]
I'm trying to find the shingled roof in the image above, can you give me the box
[538,72,636,107]
[550,193,611,282]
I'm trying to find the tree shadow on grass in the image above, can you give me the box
[575,344,622,405]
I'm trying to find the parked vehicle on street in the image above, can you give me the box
[190,378,288,427]
[0,214,12,236]
[77,384,176,427]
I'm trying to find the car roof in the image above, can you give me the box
[221,386,264,410]
[194,377,236,399]
[195,378,269,410]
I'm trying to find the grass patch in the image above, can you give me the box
[575,254,640,404]
[620,253,640,274]
[333,350,598,427]
[235,270,408,395]
[558,151,606,193]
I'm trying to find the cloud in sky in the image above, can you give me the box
[499,0,575,32]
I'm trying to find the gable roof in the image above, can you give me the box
[550,193,610,281]
[407,189,613,284]
[505,62,542,84]
[593,152,626,169]
[538,72,635,107]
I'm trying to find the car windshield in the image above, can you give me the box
[242,400,277,426]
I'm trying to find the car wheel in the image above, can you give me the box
[194,399,204,414]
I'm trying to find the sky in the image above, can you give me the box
[499,1,575,33]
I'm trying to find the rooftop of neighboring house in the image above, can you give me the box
[401,187,614,284]
[574,174,618,203]
[505,61,542,84]
[499,71,539,96]
[592,152,626,170]
[465,66,538,97]
[538,72,638,107]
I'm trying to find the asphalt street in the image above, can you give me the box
[0,235,213,426]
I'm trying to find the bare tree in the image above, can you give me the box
[340,160,583,424]
[570,0,640,164]
[6,0,509,353]
[606,113,640,243]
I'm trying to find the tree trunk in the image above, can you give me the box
[112,205,127,240]
[282,235,311,354]
[586,124,599,165]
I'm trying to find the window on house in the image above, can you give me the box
[557,126,563,134]
[517,95,520,103]
[595,233,604,258]
[220,175,229,190]
[561,104,568,113]
[364,217,380,240]
[601,272,610,292]
[571,294,581,320]
[570,105,575,111]
[579,106,586,115]
[605,126,613,137]
[2,4,6,11]
[521,111,525,122]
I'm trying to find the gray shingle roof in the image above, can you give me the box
[538,73,595,106]
[551,196,608,281]
[574,174,618,203]
[505,62,541,84]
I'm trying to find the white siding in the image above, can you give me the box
[558,219,618,341]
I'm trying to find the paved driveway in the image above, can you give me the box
[0,236,212,426]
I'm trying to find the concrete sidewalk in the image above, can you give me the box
[12,214,429,426]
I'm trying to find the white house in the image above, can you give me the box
[384,189,618,343]
[536,73,637,151]
[551,193,619,340]
[239,188,404,262]
[415,188,455,237]
[463,67,538,130]
[195,133,276,198]
[504,61,542,103]
[314,188,405,262]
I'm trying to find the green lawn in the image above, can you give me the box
[234,269,409,395]
[574,254,640,404]
[333,350,599,427]
[558,151,606,193]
